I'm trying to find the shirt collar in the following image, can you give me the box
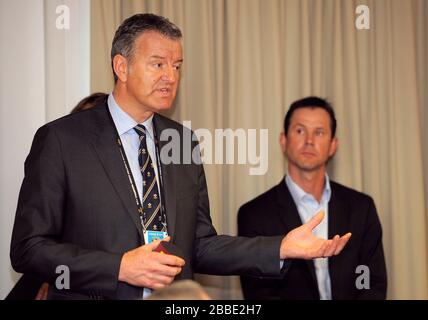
[285,173,332,205]
[107,93,154,139]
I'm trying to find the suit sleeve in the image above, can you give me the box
[10,125,122,296]
[192,159,284,278]
[237,205,285,299]
[356,197,387,299]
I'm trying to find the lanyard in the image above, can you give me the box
[110,113,168,233]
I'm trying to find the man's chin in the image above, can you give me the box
[150,103,174,113]
[296,162,323,172]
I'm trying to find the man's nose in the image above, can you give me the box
[305,132,315,145]
[162,66,176,83]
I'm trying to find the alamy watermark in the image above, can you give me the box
[53,263,373,291]
[55,265,70,290]
[158,121,269,176]
[355,5,370,30]
[355,265,370,290]
[55,5,70,30]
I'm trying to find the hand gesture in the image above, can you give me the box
[119,237,185,289]
[280,211,351,259]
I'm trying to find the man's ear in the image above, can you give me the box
[112,54,129,82]
[280,132,287,154]
[329,137,338,157]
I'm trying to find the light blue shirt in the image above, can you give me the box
[285,174,332,300]
[107,94,161,204]
[107,93,161,299]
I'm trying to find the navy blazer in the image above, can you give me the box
[238,179,387,300]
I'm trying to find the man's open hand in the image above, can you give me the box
[280,211,351,259]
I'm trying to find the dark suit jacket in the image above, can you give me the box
[10,102,284,300]
[238,179,387,300]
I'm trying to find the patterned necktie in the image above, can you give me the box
[134,124,164,231]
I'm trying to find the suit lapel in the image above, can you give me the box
[275,180,302,231]
[153,114,177,240]
[275,180,318,287]
[89,105,144,242]
[328,183,349,300]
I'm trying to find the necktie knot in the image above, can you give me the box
[134,124,146,138]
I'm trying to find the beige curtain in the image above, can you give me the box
[91,0,428,299]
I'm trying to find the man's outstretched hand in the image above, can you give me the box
[280,211,351,260]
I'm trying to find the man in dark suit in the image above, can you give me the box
[238,96,387,300]
[10,15,351,300]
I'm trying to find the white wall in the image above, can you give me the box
[0,0,90,299]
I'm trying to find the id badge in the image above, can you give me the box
[144,230,168,244]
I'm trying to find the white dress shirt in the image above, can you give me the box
[285,174,332,300]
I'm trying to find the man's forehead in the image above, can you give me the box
[135,31,182,48]
[291,108,331,126]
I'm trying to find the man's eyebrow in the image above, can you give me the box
[149,55,166,60]
[293,122,328,131]
[149,56,183,63]
[292,122,306,127]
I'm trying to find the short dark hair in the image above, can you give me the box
[111,13,182,81]
[284,96,337,138]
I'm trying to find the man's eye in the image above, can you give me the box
[173,65,181,71]
[316,130,325,136]
[154,63,163,68]
[296,128,304,134]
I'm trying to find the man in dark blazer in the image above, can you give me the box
[238,97,387,300]
[10,15,351,300]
